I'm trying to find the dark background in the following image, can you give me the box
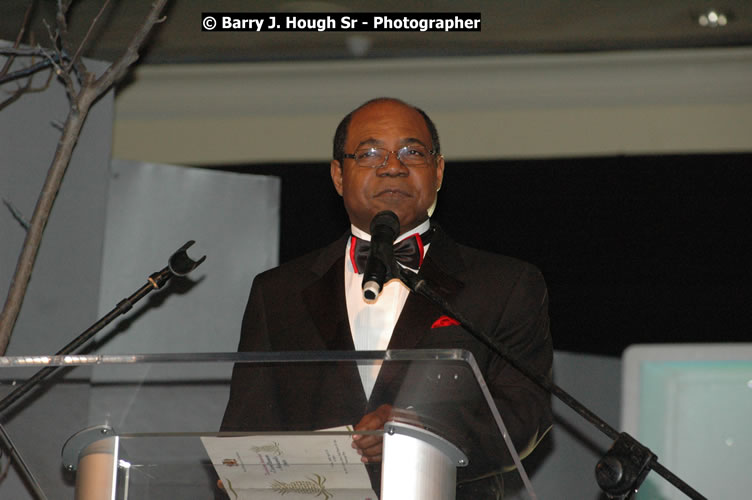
[215,152,752,356]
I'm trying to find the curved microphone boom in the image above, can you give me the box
[362,211,400,300]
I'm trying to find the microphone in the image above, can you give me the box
[362,211,400,301]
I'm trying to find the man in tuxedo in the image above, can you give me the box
[221,98,553,498]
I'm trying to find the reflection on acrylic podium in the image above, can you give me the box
[1,350,538,499]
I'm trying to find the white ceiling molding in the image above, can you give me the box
[114,48,752,164]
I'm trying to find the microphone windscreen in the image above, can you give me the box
[370,211,399,238]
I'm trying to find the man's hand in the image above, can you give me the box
[351,404,393,463]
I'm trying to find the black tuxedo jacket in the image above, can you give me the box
[221,225,553,485]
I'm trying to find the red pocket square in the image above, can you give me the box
[431,315,460,328]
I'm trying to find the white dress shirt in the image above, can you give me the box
[344,219,431,398]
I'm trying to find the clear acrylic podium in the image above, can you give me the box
[0,350,537,499]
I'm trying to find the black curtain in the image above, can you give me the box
[213,153,752,356]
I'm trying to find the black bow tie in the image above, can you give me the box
[350,228,433,274]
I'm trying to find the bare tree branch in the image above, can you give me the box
[40,17,79,106]
[70,0,112,78]
[0,1,49,99]
[0,65,54,112]
[94,2,168,90]
[0,55,62,85]
[55,0,89,81]
[0,87,27,111]
[1,197,30,231]
[0,449,10,486]
[0,46,59,59]
[0,70,34,112]
[0,0,171,355]
[0,0,35,78]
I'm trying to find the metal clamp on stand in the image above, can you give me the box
[595,432,656,500]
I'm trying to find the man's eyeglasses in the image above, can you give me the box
[344,145,436,168]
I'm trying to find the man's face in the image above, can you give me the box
[330,100,444,234]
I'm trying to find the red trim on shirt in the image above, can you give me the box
[349,236,359,273]
[414,233,425,267]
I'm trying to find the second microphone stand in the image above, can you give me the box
[0,240,205,500]
[395,264,706,500]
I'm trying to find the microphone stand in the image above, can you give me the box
[396,266,707,500]
[0,240,205,499]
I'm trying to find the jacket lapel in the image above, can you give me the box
[301,235,356,351]
[301,235,368,414]
[387,225,465,350]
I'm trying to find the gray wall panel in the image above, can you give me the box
[0,53,112,498]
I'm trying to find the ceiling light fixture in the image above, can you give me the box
[698,10,729,28]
